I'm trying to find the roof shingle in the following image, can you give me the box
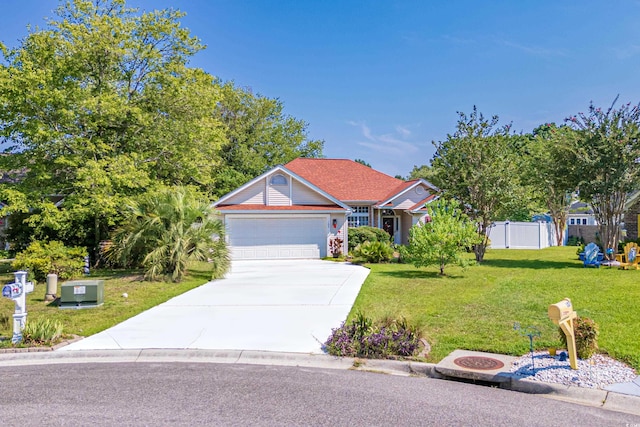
[285,158,405,202]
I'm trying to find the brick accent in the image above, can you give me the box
[567,225,599,244]
[624,199,640,240]
[567,224,624,246]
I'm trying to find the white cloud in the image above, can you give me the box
[613,44,640,59]
[395,125,411,138]
[497,39,566,58]
[347,120,374,141]
[442,34,476,45]
[348,121,420,158]
[378,134,419,153]
[358,141,406,157]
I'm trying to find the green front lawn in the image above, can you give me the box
[0,262,213,344]
[351,246,640,370]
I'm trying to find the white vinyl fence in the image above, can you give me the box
[488,221,556,249]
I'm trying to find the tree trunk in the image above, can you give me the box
[547,188,570,247]
[94,215,100,265]
[474,221,491,263]
[592,191,626,259]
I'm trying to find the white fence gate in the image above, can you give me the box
[488,221,556,249]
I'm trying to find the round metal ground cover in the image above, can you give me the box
[453,356,504,370]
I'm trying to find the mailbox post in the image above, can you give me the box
[548,298,578,370]
[1,271,34,344]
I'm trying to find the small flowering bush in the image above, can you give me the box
[329,234,344,257]
[324,313,422,359]
[559,316,599,359]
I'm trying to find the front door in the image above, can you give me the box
[382,217,395,239]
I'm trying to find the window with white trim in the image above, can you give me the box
[348,206,369,227]
[270,174,287,185]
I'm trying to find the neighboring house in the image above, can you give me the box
[567,201,598,226]
[567,201,600,244]
[212,158,438,260]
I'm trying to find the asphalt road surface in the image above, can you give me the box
[0,363,638,426]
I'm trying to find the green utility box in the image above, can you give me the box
[59,280,104,309]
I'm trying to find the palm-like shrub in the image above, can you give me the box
[354,240,394,263]
[107,186,229,282]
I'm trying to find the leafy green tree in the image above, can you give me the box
[431,107,523,262]
[213,81,323,196]
[0,0,225,254]
[565,99,640,253]
[107,186,229,282]
[407,164,442,188]
[525,124,578,246]
[354,158,371,168]
[401,198,480,275]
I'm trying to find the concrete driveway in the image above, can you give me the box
[59,260,370,354]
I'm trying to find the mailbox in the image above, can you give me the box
[2,271,34,344]
[2,282,23,300]
[3,283,19,299]
[548,297,578,370]
[548,298,576,324]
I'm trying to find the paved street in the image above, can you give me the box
[0,362,637,426]
[59,260,369,353]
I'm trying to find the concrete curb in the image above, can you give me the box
[352,358,443,378]
[356,357,640,416]
[0,349,638,416]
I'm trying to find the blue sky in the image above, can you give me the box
[2,1,640,177]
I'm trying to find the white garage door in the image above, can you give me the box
[227,216,328,259]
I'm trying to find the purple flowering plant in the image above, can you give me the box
[323,313,421,359]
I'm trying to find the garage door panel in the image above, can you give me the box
[228,217,328,259]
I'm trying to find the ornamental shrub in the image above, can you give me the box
[558,316,599,359]
[348,226,391,252]
[12,240,87,282]
[324,313,421,359]
[353,240,394,263]
[106,186,229,282]
[22,318,64,345]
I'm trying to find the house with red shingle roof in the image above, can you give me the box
[213,158,439,259]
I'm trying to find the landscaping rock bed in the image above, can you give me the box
[510,351,637,389]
